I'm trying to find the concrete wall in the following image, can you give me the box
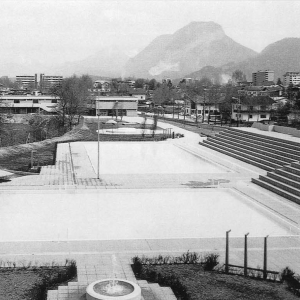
[252,122,300,137]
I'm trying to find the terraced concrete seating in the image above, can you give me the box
[202,127,300,171]
[201,127,300,204]
[252,162,300,205]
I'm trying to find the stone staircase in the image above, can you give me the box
[201,127,300,204]
[202,127,300,171]
[252,162,300,205]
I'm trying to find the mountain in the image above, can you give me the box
[185,38,300,83]
[124,21,257,79]
[221,38,300,81]
[50,46,130,77]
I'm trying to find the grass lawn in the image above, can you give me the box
[137,264,298,300]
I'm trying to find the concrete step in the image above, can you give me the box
[252,178,300,205]
[201,141,275,171]
[283,165,300,176]
[259,175,300,197]
[211,135,297,164]
[203,140,282,170]
[275,168,300,182]
[267,172,300,190]
[227,127,300,149]
[291,162,300,170]
[217,131,300,161]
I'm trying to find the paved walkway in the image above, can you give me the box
[47,254,176,300]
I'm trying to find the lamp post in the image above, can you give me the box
[203,88,207,123]
[97,112,100,179]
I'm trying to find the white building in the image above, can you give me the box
[0,95,59,114]
[93,96,138,117]
[283,72,300,86]
[231,96,275,122]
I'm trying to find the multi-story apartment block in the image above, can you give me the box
[283,72,300,86]
[40,74,63,91]
[252,70,275,86]
[16,74,38,89]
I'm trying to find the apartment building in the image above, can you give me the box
[283,72,300,86]
[252,70,275,86]
[40,74,63,90]
[16,74,38,89]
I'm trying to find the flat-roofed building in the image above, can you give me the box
[283,72,300,86]
[252,70,274,86]
[0,94,59,114]
[40,74,63,91]
[92,96,138,117]
[16,74,38,89]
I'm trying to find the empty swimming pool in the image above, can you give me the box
[0,189,294,242]
[84,142,230,174]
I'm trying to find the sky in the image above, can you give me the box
[0,0,300,69]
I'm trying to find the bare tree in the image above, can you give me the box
[50,75,93,132]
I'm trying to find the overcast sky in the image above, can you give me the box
[0,0,300,67]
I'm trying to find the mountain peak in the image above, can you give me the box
[125,21,256,79]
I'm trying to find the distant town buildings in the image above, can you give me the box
[40,74,63,91]
[16,74,38,89]
[252,70,275,86]
[283,72,300,86]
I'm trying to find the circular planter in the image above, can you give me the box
[86,278,141,300]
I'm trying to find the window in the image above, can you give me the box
[260,114,266,118]
[249,114,253,118]
[14,100,20,103]
[51,99,57,103]
[33,99,39,104]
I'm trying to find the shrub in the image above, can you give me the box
[280,266,295,282]
[203,253,219,271]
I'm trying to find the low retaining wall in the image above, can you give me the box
[252,122,300,137]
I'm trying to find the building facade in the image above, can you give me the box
[252,70,275,86]
[231,96,275,122]
[283,72,300,86]
[93,96,138,117]
[40,74,63,91]
[16,75,38,89]
[0,95,58,114]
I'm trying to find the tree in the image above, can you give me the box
[50,75,93,131]
[232,70,247,83]
[148,79,157,90]
[276,78,282,85]
[135,78,146,89]
[152,85,177,106]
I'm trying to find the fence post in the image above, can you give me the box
[263,235,268,280]
[244,233,249,277]
[225,229,231,274]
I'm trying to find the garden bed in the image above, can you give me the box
[0,259,77,300]
[132,253,299,300]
